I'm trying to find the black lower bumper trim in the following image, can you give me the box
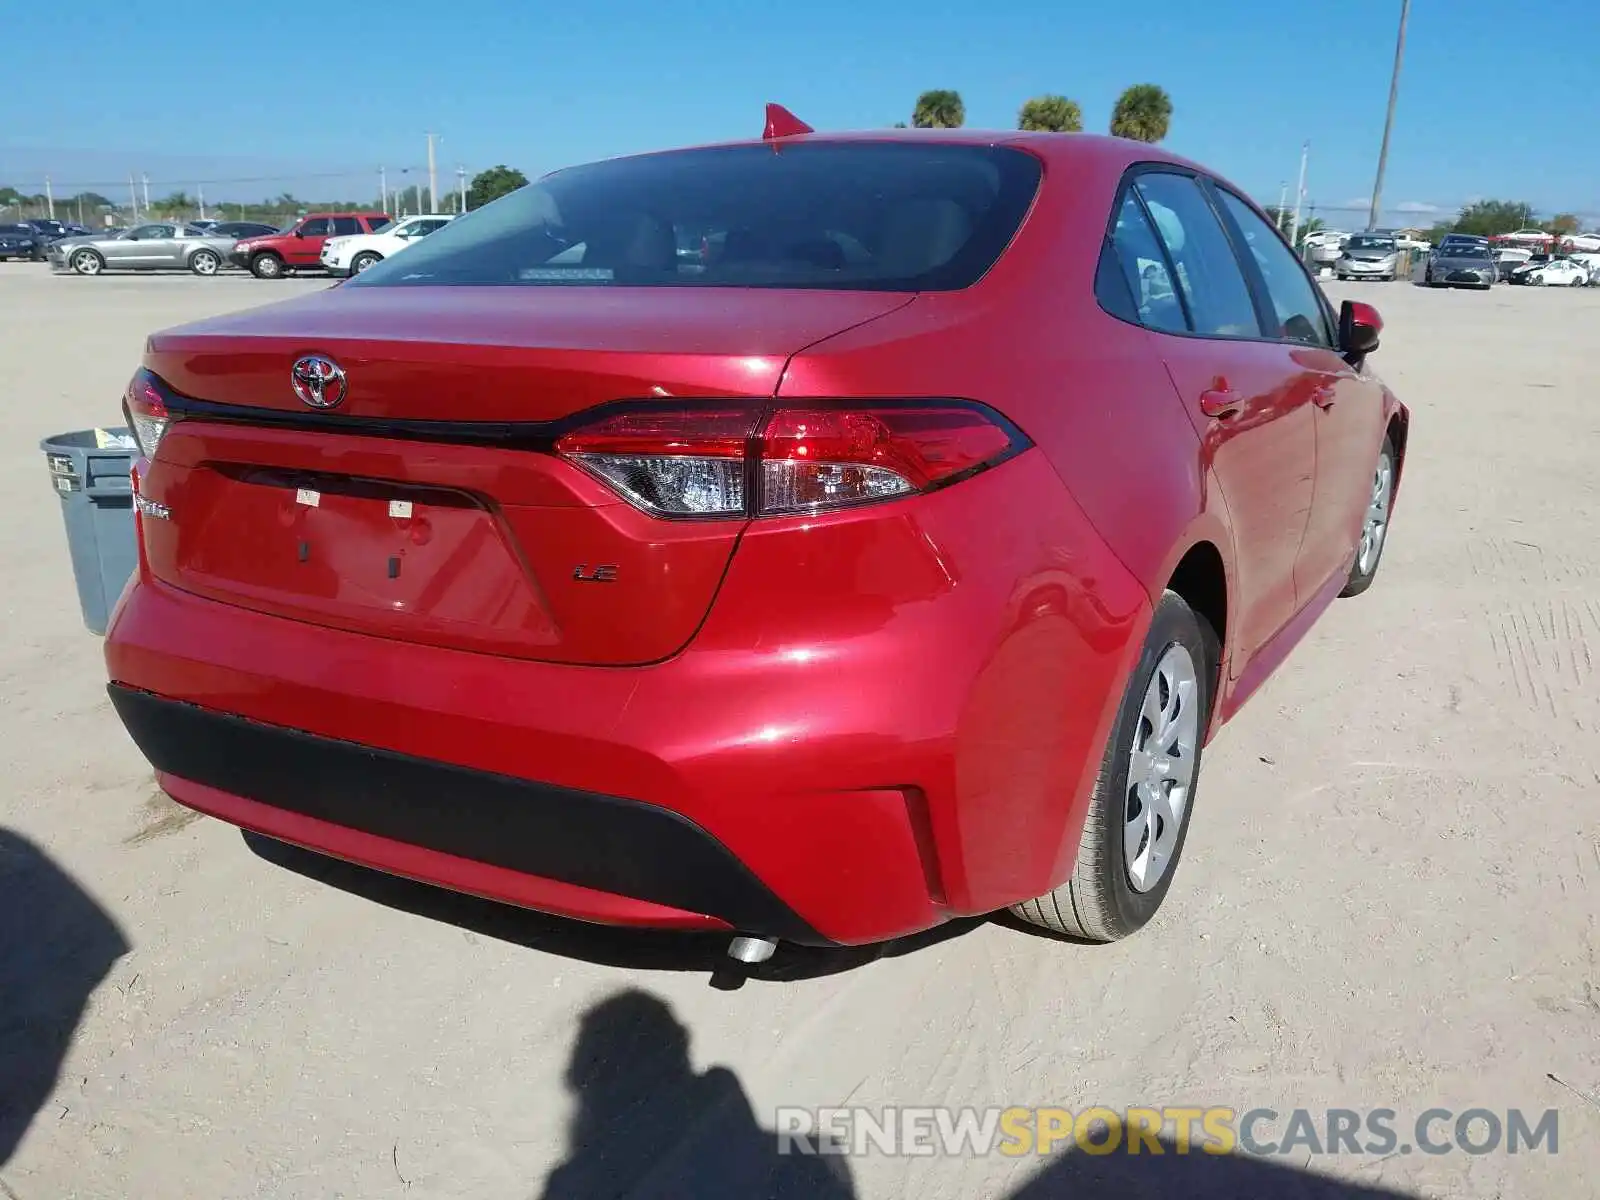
[108,685,826,944]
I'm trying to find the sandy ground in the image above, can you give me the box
[1,262,1597,1200]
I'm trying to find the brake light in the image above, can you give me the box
[555,401,1027,519]
[123,369,176,459]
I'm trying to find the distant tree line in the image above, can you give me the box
[1427,200,1587,239]
[0,166,531,228]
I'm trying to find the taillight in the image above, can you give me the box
[554,404,760,517]
[123,369,176,459]
[555,400,1027,520]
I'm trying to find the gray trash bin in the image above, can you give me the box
[42,429,139,635]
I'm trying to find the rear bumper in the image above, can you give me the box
[110,684,822,941]
[104,451,1150,944]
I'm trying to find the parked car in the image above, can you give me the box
[1435,233,1489,254]
[1565,251,1600,283]
[320,213,455,277]
[1424,243,1495,289]
[1513,257,1589,287]
[1335,233,1402,281]
[106,115,1408,954]
[206,221,279,240]
[1491,246,1532,280]
[46,223,240,276]
[0,223,44,261]
[23,218,71,245]
[1305,230,1348,268]
[230,212,392,278]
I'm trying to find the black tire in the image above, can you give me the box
[70,249,104,276]
[189,249,221,276]
[1340,436,1396,598]
[350,251,382,274]
[1011,590,1216,942]
[250,252,284,279]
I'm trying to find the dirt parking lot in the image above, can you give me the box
[2,262,1597,1199]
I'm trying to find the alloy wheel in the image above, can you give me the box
[1357,455,1393,576]
[1124,643,1199,893]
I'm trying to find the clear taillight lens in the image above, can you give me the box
[555,405,760,517]
[123,369,174,458]
[556,401,1027,520]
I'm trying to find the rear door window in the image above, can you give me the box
[331,216,363,236]
[1133,173,1261,338]
[1104,191,1188,333]
[366,215,392,232]
[1214,189,1334,347]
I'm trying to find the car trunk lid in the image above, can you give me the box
[137,286,912,665]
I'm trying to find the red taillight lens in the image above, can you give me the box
[761,406,1019,515]
[556,401,1026,520]
[123,369,175,459]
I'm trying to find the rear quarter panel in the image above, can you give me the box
[776,143,1234,904]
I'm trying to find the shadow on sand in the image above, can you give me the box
[0,828,129,1166]
[242,832,1425,1198]
[533,987,1424,1199]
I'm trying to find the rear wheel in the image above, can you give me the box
[189,249,220,276]
[1340,437,1396,598]
[351,251,382,274]
[1011,591,1215,942]
[250,252,284,279]
[71,249,104,276]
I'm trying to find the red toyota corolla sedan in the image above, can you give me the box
[105,110,1408,958]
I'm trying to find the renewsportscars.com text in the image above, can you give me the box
[774,1106,1561,1158]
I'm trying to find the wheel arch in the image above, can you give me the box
[1162,536,1229,725]
[1384,398,1411,505]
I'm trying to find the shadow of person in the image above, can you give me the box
[1004,1137,1421,1199]
[537,989,856,1199]
[0,828,129,1165]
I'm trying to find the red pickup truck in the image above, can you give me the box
[229,211,392,278]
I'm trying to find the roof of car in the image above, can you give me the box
[593,128,1205,176]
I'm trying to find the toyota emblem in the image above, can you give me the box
[291,355,348,409]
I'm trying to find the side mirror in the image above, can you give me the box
[1339,299,1382,360]
[293,228,306,238]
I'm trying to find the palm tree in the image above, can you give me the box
[1109,84,1173,143]
[1017,95,1083,133]
[912,89,965,129]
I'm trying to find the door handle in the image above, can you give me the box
[1312,384,1337,410]
[1199,387,1241,419]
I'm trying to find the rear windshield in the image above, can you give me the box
[349,142,1043,292]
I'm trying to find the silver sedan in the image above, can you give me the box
[47,223,240,276]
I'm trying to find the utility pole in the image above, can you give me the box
[379,165,388,214]
[45,176,55,218]
[198,186,206,220]
[426,131,438,215]
[1368,0,1411,231]
[1288,141,1310,248]
[1276,181,1289,231]
[141,172,151,214]
[457,164,467,214]
[129,173,139,220]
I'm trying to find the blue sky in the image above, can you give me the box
[5,0,1597,226]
